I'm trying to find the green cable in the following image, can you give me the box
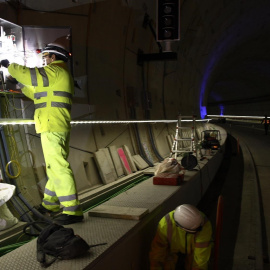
[0,240,30,257]
[0,175,150,257]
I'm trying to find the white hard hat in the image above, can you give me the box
[42,43,70,61]
[173,204,203,233]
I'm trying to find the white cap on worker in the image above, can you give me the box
[42,43,70,60]
[173,204,203,233]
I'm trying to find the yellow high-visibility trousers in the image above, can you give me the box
[40,132,83,216]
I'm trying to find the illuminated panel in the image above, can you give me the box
[0,18,24,90]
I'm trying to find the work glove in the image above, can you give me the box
[7,75,18,84]
[0,60,10,68]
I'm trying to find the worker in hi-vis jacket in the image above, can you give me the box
[0,43,83,225]
[149,204,212,270]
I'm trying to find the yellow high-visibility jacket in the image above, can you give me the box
[149,210,212,270]
[8,61,74,134]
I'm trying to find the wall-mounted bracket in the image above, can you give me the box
[137,49,177,66]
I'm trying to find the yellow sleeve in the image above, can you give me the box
[8,63,34,86]
[7,63,56,87]
[21,85,35,100]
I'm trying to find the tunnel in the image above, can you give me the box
[0,1,269,269]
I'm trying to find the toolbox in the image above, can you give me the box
[153,173,184,186]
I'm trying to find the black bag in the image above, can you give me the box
[35,223,105,268]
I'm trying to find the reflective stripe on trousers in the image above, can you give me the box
[41,131,82,215]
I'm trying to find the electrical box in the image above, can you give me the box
[0,18,72,91]
[0,18,23,91]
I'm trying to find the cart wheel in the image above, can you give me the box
[181,154,197,170]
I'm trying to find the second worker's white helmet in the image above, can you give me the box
[173,204,204,233]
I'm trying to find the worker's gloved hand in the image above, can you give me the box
[7,75,18,84]
[0,60,10,68]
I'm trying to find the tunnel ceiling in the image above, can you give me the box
[188,0,270,110]
[207,28,270,107]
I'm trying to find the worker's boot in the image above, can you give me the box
[37,204,61,217]
[53,214,84,225]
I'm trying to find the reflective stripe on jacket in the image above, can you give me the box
[8,61,74,133]
[149,210,212,270]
